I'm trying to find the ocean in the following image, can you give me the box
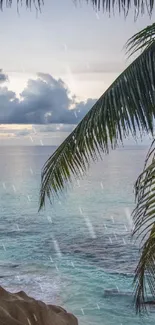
[0,145,155,325]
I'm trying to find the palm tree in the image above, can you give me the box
[38,8,155,314]
[3,0,155,314]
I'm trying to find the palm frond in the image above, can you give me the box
[133,141,155,312]
[126,23,155,57]
[39,42,155,210]
[133,225,155,313]
[78,0,155,17]
[0,0,43,10]
[1,0,155,16]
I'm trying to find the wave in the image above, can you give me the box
[105,269,134,278]
[103,288,132,297]
[0,272,61,305]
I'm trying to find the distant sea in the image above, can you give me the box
[0,145,155,325]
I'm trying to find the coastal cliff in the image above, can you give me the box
[0,286,78,325]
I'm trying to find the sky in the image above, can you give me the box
[0,0,154,145]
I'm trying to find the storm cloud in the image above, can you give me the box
[0,71,97,124]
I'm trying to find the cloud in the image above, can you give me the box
[0,69,8,83]
[0,72,97,125]
[0,125,33,138]
[0,124,75,140]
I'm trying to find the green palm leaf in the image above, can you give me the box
[126,23,155,57]
[133,225,155,313]
[133,140,155,312]
[39,42,155,210]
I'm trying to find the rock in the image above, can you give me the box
[0,286,78,325]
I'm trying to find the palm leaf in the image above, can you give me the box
[126,23,155,57]
[82,0,155,17]
[0,0,43,10]
[133,140,155,312]
[1,0,155,16]
[133,225,155,313]
[39,42,155,210]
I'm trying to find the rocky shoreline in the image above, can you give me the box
[0,286,78,325]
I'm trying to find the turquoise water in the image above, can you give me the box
[0,145,155,324]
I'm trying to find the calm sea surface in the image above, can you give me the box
[0,145,154,325]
